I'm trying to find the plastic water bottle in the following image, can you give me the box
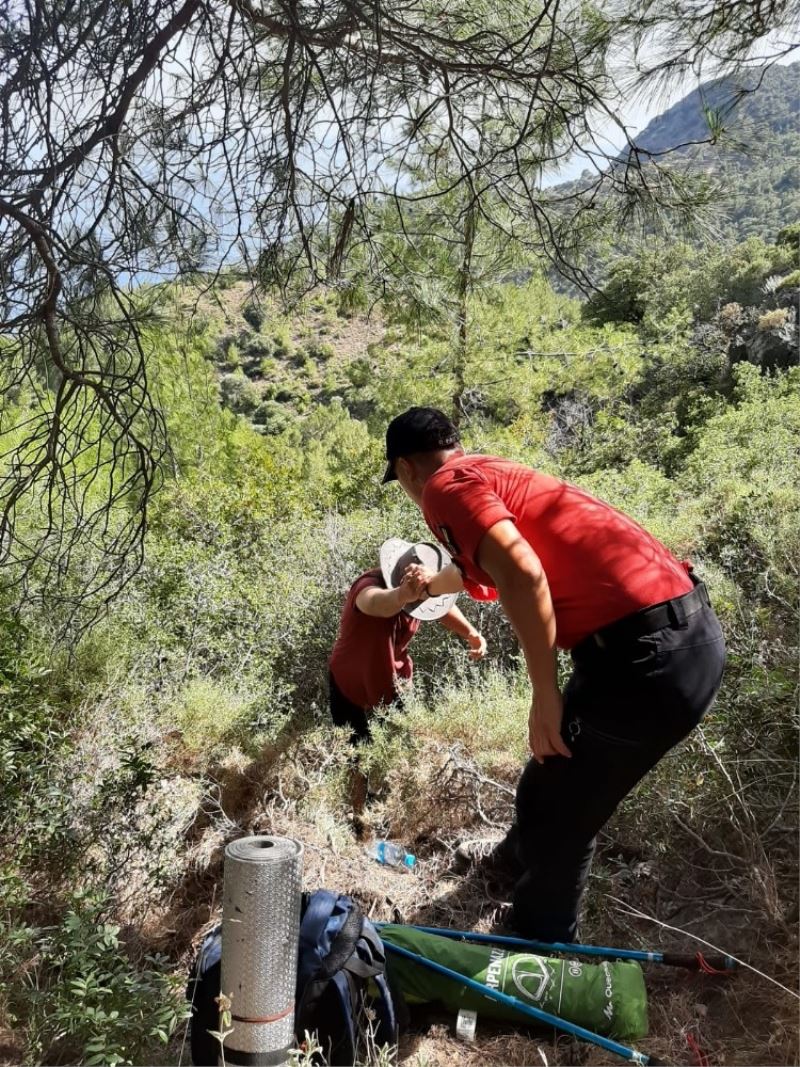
[367,840,416,870]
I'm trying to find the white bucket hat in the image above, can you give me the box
[378,538,458,621]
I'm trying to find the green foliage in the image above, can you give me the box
[678,364,800,606]
[0,619,76,873]
[241,333,274,360]
[307,339,336,361]
[220,372,261,415]
[2,228,798,1065]
[272,329,295,359]
[242,302,265,332]
[584,235,797,335]
[253,399,292,434]
[1,895,183,1066]
[776,221,800,249]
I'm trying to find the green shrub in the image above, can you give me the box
[307,339,336,361]
[170,677,261,755]
[241,333,274,359]
[220,372,261,415]
[215,332,236,354]
[242,301,265,331]
[2,895,183,1067]
[272,330,294,359]
[253,400,292,434]
[275,384,303,403]
[776,221,800,249]
[346,358,372,388]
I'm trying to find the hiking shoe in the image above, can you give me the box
[453,835,518,875]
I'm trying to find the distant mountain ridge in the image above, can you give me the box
[634,62,798,155]
[626,61,799,242]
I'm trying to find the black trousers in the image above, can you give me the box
[508,591,726,942]
[329,671,372,743]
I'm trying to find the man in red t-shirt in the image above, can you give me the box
[382,407,725,941]
[329,560,486,827]
[329,566,486,741]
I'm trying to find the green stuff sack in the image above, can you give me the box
[381,926,648,1040]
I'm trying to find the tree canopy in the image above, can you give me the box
[1,0,798,616]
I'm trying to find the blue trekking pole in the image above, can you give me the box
[394,924,737,973]
[382,940,664,1065]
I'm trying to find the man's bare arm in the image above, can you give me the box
[438,604,487,659]
[355,572,422,618]
[404,561,464,596]
[476,519,570,762]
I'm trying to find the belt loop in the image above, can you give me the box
[668,596,688,629]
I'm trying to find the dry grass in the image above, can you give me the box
[152,727,798,1067]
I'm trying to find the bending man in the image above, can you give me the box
[383,406,725,941]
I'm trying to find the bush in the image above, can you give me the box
[307,339,336,361]
[219,372,261,415]
[272,330,294,359]
[289,345,311,368]
[2,895,183,1066]
[274,384,303,404]
[346,358,372,388]
[253,400,292,434]
[170,677,267,757]
[241,333,274,359]
[776,221,800,248]
[242,301,265,331]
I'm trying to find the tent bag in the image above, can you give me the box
[380,925,648,1040]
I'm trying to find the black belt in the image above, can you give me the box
[575,581,712,654]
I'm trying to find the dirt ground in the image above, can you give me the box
[162,737,799,1067]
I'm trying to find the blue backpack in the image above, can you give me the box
[187,889,403,1066]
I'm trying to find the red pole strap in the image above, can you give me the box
[230,1003,295,1024]
[686,1031,710,1066]
[695,952,729,976]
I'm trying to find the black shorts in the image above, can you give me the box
[328,671,371,743]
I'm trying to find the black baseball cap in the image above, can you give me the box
[382,407,460,483]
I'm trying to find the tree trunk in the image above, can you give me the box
[453,197,477,426]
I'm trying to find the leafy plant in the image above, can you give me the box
[3,895,184,1066]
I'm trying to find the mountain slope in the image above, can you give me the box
[628,61,800,242]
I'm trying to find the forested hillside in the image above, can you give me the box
[1,223,798,1065]
[631,61,800,243]
[2,0,799,1062]
[555,62,800,290]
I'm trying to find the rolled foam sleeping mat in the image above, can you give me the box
[380,925,648,1040]
[220,836,304,1067]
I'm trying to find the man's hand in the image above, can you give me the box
[357,573,424,618]
[405,561,464,596]
[529,688,571,763]
[466,632,488,660]
[397,569,425,605]
[403,563,434,598]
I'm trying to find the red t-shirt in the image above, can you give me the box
[329,569,421,709]
[422,455,692,650]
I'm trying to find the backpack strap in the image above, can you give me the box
[344,919,387,980]
[296,900,365,1031]
[319,905,364,978]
